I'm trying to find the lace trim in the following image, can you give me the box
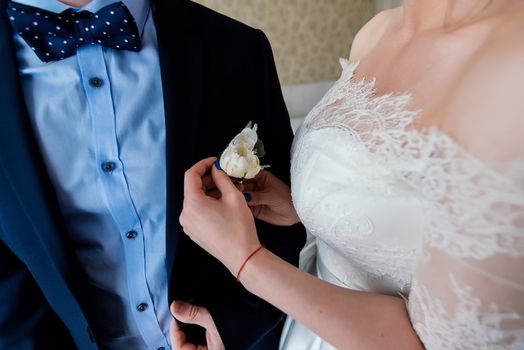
[409,276,524,350]
[296,59,524,259]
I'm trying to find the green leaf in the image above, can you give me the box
[254,138,265,158]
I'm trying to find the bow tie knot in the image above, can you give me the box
[7,1,141,62]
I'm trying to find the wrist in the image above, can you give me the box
[235,245,265,282]
[235,247,274,290]
[225,240,262,277]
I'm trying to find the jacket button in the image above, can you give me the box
[137,303,148,312]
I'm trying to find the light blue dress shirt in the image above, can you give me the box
[11,0,170,349]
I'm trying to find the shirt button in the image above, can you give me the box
[89,77,103,88]
[158,348,165,350]
[136,303,148,312]
[101,161,116,172]
[126,230,137,239]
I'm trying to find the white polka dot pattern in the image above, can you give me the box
[7,1,141,63]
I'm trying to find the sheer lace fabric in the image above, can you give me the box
[285,59,524,349]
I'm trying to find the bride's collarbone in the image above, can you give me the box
[353,7,524,103]
[345,8,524,165]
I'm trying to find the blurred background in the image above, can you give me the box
[193,0,403,130]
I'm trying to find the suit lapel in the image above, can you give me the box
[0,0,66,240]
[152,0,204,277]
[0,1,93,330]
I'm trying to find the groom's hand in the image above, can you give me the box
[170,301,225,350]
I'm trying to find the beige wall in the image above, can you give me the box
[374,0,402,12]
[193,0,375,85]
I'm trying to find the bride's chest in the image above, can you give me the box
[291,127,424,267]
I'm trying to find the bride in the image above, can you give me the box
[171,0,524,349]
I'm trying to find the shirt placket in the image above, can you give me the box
[76,44,169,350]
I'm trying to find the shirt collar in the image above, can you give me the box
[10,0,150,35]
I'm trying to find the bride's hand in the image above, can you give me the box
[180,157,261,275]
[242,170,300,226]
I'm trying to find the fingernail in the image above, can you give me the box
[214,160,222,170]
[243,193,252,202]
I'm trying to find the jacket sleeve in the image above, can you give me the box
[206,29,307,350]
[0,234,53,350]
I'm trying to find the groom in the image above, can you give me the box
[0,0,305,349]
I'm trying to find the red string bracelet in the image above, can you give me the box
[236,245,265,282]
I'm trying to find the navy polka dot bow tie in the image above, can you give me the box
[7,1,141,62]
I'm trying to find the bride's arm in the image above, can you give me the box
[179,158,423,350]
[241,247,423,350]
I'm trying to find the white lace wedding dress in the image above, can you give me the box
[279,59,524,350]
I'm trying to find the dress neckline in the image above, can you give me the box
[299,58,523,183]
[340,58,522,174]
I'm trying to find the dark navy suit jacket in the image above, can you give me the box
[0,1,306,348]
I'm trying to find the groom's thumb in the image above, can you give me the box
[170,300,212,329]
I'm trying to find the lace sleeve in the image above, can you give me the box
[407,148,524,349]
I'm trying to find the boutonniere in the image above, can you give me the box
[219,122,269,179]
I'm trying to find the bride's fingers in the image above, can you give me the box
[241,173,269,193]
[207,180,244,198]
[205,189,221,200]
[184,157,217,198]
[211,161,242,197]
[243,191,270,206]
[206,184,243,199]
[234,181,245,192]
[250,205,264,219]
[241,182,257,192]
[202,175,216,191]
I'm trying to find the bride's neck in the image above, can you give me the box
[401,0,488,33]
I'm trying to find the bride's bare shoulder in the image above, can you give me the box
[348,7,402,62]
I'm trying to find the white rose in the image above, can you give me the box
[230,126,258,149]
[219,124,266,179]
